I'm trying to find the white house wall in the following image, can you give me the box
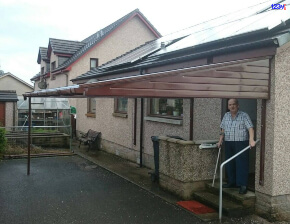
[48,73,67,89]
[0,75,33,96]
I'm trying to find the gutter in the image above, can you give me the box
[51,67,70,76]
[23,85,83,98]
[275,32,290,46]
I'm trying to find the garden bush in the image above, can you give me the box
[0,128,7,153]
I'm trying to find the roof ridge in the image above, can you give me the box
[82,8,140,43]
[49,38,84,43]
[1,73,33,89]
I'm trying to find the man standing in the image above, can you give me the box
[217,99,256,194]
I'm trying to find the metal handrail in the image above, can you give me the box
[219,139,260,220]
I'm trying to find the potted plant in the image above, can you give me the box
[166,105,173,115]
[174,99,182,116]
[173,110,179,116]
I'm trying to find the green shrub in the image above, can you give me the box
[0,129,7,153]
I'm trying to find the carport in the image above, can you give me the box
[23,53,273,176]
[23,7,290,221]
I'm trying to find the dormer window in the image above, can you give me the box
[90,58,98,69]
[46,62,50,72]
[51,61,56,71]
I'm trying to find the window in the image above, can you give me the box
[115,98,128,113]
[51,61,56,71]
[41,67,44,74]
[90,58,98,69]
[87,98,96,116]
[46,62,50,72]
[150,98,183,118]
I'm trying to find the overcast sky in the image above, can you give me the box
[0,0,273,84]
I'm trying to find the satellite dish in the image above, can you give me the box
[38,81,47,89]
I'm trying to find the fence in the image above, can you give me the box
[0,125,72,152]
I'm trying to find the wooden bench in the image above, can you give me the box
[79,129,101,151]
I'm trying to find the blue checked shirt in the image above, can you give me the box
[220,111,253,141]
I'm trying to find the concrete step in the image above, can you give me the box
[192,190,253,217]
[206,182,256,208]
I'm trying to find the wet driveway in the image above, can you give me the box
[0,156,201,224]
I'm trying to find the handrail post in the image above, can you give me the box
[219,139,260,220]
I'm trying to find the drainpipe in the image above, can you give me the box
[190,98,194,140]
[139,98,144,167]
[65,73,69,86]
[133,98,137,146]
[259,99,266,185]
[139,68,146,167]
[27,97,31,175]
[13,102,16,126]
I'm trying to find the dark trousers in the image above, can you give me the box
[225,141,249,186]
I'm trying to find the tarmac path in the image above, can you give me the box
[0,156,202,224]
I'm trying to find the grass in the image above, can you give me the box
[0,144,70,158]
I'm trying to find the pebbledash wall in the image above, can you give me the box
[77,98,221,169]
[254,42,290,221]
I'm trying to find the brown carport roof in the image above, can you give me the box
[23,56,272,99]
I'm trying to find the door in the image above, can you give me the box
[0,102,5,126]
[221,99,257,191]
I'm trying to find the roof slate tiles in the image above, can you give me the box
[37,47,48,64]
[0,91,18,102]
[49,38,85,55]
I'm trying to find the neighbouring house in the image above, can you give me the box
[25,2,290,222]
[0,91,18,127]
[0,72,33,96]
[31,8,161,108]
[0,72,33,127]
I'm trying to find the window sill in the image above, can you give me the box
[144,116,183,125]
[112,112,128,118]
[85,113,96,118]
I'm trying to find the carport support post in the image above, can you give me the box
[139,98,144,167]
[27,97,31,175]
